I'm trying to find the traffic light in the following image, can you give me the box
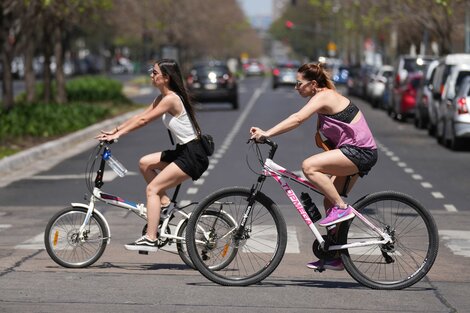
[285,20,294,29]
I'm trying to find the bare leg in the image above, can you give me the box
[139,152,171,206]
[323,174,359,211]
[145,162,190,240]
[302,149,358,209]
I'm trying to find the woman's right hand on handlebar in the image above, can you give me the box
[95,129,120,142]
[250,127,268,143]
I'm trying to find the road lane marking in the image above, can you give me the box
[15,233,45,250]
[0,224,12,232]
[444,204,458,212]
[30,171,138,182]
[440,230,470,257]
[376,140,457,212]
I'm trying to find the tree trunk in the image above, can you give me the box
[54,25,67,104]
[43,21,53,103]
[1,51,15,111]
[24,39,36,103]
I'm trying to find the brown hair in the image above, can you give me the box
[298,62,336,90]
[157,59,201,135]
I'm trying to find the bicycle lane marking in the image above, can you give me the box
[181,77,269,202]
[376,140,458,212]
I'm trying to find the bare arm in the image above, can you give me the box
[250,92,327,140]
[96,94,174,141]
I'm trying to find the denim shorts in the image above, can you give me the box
[339,144,378,177]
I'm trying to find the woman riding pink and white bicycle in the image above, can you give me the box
[250,62,378,271]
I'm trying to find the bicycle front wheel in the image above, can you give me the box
[44,206,108,268]
[186,187,287,286]
[340,191,439,290]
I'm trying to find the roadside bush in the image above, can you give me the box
[0,102,109,140]
[66,76,130,103]
[26,76,131,104]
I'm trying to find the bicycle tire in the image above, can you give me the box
[186,187,287,286]
[339,191,439,290]
[44,206,108,268]
[177,210,237,270]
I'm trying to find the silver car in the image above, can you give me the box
[437,64,470,150]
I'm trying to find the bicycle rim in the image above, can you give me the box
[340,191,439,290]
[187,187,287,286]
[45,206,108,268]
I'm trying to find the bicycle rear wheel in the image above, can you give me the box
[186,187,287,286]
[44,206,108,268]
[340,191,439,290]
[177,210,237,270]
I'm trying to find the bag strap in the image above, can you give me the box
[176,93,202,138]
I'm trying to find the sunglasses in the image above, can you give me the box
[148,67,160,76]
[295,80,311,88]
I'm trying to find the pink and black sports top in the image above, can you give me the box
[317,102,376,150]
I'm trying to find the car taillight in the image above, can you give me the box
[457,97,469,114]
[273,68,280,76]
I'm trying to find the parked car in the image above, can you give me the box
[346,65,361,96]
[391,72,423,121]
[366,65,393,108]
[390,55,435,119]
[186,61,238,110]
[243,59,265,76]
[436,64,470,149]
[428,53,470,136]
[332,66,350,85]
[414,60,439,129]
[271,60,300,89]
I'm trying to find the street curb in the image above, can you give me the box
[0,109,143,186]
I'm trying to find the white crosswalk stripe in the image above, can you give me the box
[13,228,470,259]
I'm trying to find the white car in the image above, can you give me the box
[366,65,393,108]
[436,63,470,149]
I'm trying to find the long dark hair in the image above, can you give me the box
[157,59,202,135]
[298,62,336,90]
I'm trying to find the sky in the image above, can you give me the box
[237,0,273,30]
[238,0,273,17]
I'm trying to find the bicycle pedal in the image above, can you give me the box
[138,250,149,255]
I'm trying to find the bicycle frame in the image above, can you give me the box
[256,143,392,252]
[76,143,236,246]
[75,144,194,245]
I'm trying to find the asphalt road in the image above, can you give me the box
[0,75,469,312]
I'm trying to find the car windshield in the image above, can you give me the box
[404,58,434,73]
[194,66,228,76]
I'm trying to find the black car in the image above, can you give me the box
[186,61,238,110]
[272,61,301,89]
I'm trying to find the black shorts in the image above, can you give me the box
[161,140,209,181]
[339,144,378,177]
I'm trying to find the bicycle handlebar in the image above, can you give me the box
[247,138,278,159]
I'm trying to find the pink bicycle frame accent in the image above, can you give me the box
[263,158,392,251]
[264,159,325,241]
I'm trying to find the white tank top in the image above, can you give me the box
[162,95,197,144]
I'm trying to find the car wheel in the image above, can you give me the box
[231,97,239,110]
[448,122,465,150]
[436,119,445,145]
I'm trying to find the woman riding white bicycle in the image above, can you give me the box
[96,59,208,252]
[250,62,378,270]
